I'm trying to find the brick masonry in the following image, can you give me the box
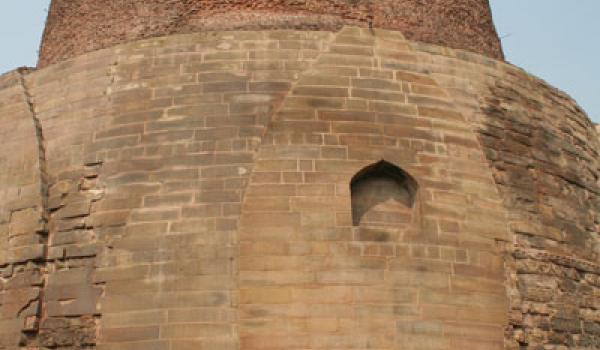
[38,0,504,68]
[406,41,600,348]
[0,25,598,350]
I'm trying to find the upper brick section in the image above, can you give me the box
[38,0,504,67]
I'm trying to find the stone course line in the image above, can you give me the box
[2,10,599,347]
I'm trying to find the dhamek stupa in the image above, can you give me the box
[1,1,599,349]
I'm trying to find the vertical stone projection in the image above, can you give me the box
[239,27,509,350]
[26,52,116,349]
[0,71,47,349]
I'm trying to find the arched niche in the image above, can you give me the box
[350,160,418,227]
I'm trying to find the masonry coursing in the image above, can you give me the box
[0,18,598,350]
[38,0,504,68]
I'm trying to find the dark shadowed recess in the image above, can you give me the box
[351,160,418,227]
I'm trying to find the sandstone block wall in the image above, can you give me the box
[406,41,600,348]
[0,70,47,349]
[38,0,503,68]
[1,25,599,350]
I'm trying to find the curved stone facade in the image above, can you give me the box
[38,0,503,67]
[1,26,599,350]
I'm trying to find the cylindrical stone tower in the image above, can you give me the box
[0,1,599,350]
[38,0,504,67]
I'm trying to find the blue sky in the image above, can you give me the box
[491,1,600,123]
[0,1,598,122]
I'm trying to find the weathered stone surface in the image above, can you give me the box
[39,0,503,67]
[407,39,600,349]
[1,15,598,350]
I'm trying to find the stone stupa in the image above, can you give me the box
[0,1,599,349]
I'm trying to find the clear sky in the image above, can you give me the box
[0,1,598,122]
[490,0,600,123]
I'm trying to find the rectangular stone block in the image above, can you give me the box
[351,88,405,102]
[160,324,233,339]
[46,288,100,316]
[143,194,193,208]
[102,310,166,328]
[97,340,169,350]
[293,86,349,98]
[101,326,160,343]
[167,306,235,323]
[8,208,43,236]
[352,78,403,91]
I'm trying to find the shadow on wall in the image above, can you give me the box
[351,160,418,228]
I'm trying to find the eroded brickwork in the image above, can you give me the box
[407,40,600,349]
[38,0,503,68]
[1,25,598,350]
[0,69,48,349]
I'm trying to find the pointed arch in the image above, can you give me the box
[350,160,418,227]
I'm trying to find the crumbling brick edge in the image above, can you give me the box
[16,66,50,343]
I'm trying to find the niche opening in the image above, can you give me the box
[350,161,418,227]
